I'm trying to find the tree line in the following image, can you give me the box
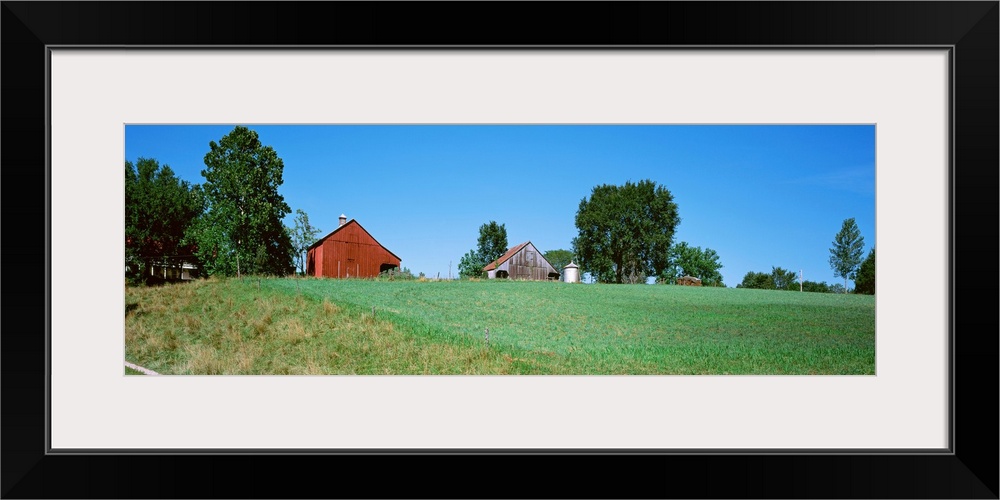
[736,218,875,294]
[125,126,319,284]
[456,179,873,295]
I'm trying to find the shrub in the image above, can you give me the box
[377,266,417,281]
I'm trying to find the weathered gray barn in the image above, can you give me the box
[483,241,560,280]
[677,275,703,286]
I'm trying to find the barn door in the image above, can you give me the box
[346,230,358,276]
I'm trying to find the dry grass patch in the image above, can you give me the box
[322,298,339,315]
[125,277,518,375]
[277,317,309,345]
[183,343,223,375]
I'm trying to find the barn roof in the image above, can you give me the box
[482,241,556,272]
[306,219,402,262]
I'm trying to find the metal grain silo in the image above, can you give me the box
[562,261,580,283]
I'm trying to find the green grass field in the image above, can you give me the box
[125,277,875,375]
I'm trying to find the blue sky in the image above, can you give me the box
[125,124,875,287]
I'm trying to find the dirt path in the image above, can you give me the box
[125,361,160,375]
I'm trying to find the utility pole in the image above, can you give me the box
[800,269,803,292]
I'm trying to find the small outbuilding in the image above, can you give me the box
[676,275,703,286]
[483,241,560,281]
[306,214,402,278]
[148,261,199,282]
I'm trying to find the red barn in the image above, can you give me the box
[306,214,401,278]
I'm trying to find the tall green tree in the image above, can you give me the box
[853,247,876,295]
[543,249,574,275]
[456,221,508,279]
[191,126,294,277]
[660,241,725,287]
[571,180,680,284]
[125,158,203,283]
[770,266,799,291]
[287,209,322,275]
[736,267,799,291]
[737,271,775,290]
[477,221,508,267]
[457,249,486,279]
[829,217,865,293]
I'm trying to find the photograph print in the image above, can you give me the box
[124,124,876,376]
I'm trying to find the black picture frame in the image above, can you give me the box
[3,2,997,498]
